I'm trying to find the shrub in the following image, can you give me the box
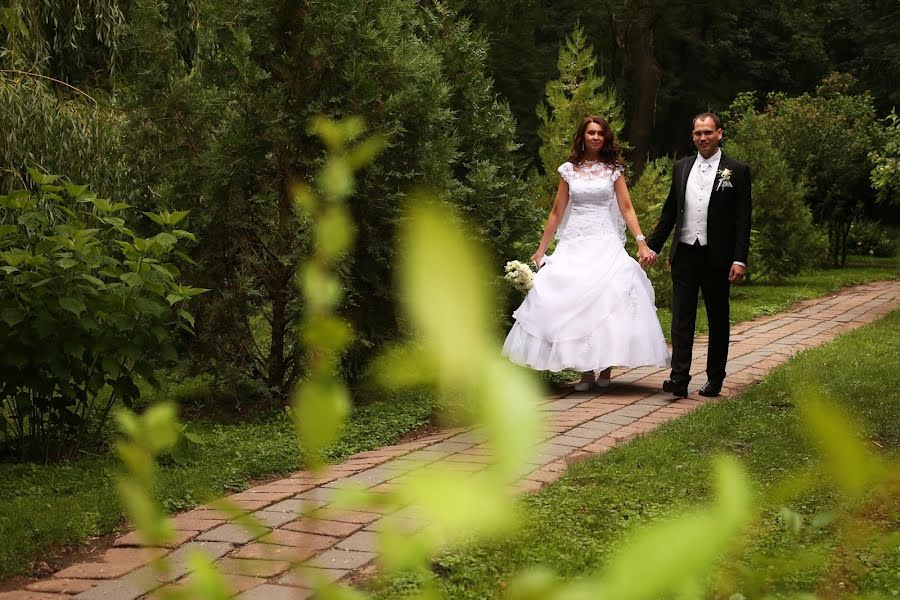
[0,172,204,462]
[725,93,827,281]
[847,219,897,257]
[765,74,882,266]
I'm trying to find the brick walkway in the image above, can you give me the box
[3,280,898,600]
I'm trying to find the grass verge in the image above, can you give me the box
[0,389,435,581]
[370,309,900,598]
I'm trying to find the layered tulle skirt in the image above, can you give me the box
[502,234,670,372]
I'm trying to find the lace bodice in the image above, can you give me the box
[556,161,625,242]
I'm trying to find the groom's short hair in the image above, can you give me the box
[692,112,722,130]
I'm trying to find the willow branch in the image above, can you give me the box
[0,69,99,104]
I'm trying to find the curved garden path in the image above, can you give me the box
[2,279,898,600]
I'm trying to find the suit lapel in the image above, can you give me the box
[679,156,696,208]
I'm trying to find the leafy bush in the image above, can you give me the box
[120,0,540,399]
[725,93,827,281]
[847,219,897,257]
[0,172,204,461]
[870,110,900,205]
[765,73,883,266]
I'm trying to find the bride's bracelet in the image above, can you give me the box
[635,234,647,243]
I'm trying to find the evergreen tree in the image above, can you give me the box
[117,0,535,398]
[535,26,626,204]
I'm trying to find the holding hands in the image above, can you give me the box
[637,243,657,269]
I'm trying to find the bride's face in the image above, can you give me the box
[584,123,605,152]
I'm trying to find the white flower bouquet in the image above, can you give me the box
[504,260,535,294]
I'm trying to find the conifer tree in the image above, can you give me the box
[534,25,626,205]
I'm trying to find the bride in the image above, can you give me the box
[503,116,670,390]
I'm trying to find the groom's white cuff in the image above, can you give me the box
[733,261,747,268]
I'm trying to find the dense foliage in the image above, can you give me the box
[764,74,884,266]
[725,93,826,280]
[460,0,900,168]
[117,0,540,398]
[0,172,202,461]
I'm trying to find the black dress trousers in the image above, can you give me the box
[669,240,731,385]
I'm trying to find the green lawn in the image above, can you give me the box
[370,310,900,598]
[0,390,435,580]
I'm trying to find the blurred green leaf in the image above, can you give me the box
[592,456,754,600]
[400,200,494,383]
[796,385,882,498]
[294,376,350,466]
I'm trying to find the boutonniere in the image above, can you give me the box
[715,168,733,191]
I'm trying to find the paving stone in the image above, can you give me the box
[335,530,379,552]
[235,584,312,600]
[168,516,224,532]
[197,523,269,544]
[26,578,101,595]
[277,566,349,588]
[216,558,292,578]
[295,487,341,502]
[152,574,265,598]
[0,592,66,599]
[247,510,299,528]
[54,548,168,580]
[260,529,338,550]
[310,509,381,524]
[307,549,377,570]
[113,529,198,548]
[265,499,327,513]
[231,543,316,563]
[281,518,363,537]
[596,414,637,425]
[73,569,163,600]
[364,516,424,534]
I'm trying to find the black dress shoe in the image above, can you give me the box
[698,380,723,397]
[662,379,688,398]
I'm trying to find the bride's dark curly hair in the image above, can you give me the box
[568,116,622,168]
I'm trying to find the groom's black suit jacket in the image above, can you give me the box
[647,153,752,270]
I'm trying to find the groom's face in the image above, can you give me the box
[691,117,723,157]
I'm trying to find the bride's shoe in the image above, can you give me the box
[595,377,611,389]
[573,380,593,392]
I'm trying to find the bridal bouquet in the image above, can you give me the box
[504,260,535,294]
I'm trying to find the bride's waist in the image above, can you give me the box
[558,217,621,240]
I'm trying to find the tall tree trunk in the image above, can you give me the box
[627,0,661,177]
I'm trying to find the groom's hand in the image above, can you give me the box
[728,263,746,284]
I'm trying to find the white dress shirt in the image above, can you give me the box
[679,149,720,246]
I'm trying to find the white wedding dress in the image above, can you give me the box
[502,161,670,372]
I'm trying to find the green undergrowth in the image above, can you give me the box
[370,309,900,598]
[0,389,435,580]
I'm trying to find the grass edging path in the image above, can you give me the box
[0,390,435,582]
[370,309,900,599]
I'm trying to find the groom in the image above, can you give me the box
[645,112,752,398]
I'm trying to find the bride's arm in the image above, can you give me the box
[614,176,655,266]
[529,181,570,268]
